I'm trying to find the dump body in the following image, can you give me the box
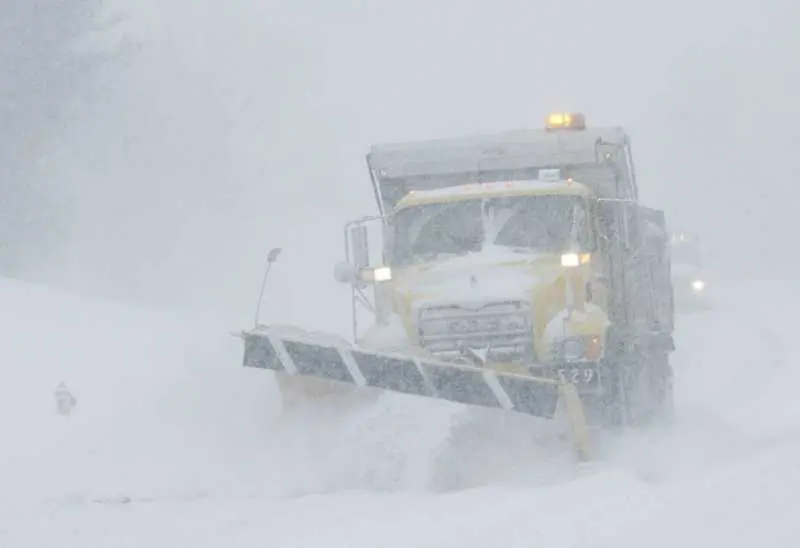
[366,123,639,216]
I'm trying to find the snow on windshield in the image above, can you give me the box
[388,195,589,266]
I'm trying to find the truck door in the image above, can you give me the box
[595,200,631,327]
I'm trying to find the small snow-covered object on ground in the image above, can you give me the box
[54,381,77,416]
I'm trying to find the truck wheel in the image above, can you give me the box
[616,359,658,428]
[598,365,629,429]
[599,355,674,430]
[651,360,675,426]
[634,354,674,427]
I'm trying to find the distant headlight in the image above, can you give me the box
[691,279,705,292]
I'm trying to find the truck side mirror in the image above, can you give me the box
[350,225,369,269]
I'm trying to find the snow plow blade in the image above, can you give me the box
[237,326,590,461]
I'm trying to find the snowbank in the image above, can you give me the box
[1,276,799,548]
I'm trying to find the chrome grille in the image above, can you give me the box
[417,300,534,363]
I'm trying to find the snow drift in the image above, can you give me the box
[1,275,799,547]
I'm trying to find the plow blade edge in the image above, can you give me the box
[239,326,590,460]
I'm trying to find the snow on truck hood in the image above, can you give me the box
[394,247,563,313]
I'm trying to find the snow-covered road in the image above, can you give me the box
[0,276,797,547]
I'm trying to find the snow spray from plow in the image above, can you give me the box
[237,325,591,461]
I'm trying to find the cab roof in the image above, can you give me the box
[395,179,594,210]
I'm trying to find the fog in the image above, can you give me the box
[19,0,798,335]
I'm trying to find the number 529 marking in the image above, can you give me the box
[556,367,596,384]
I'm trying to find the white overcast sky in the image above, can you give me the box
[44,0,797,334]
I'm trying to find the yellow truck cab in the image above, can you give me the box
[378,178,609,377]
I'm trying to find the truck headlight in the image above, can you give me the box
[691,279,705,292]
[359,266,392,283]
[372,267,392,282]
[561,253,591,267]
[561,253,580,267]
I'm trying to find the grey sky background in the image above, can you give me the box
[33,0,796,336]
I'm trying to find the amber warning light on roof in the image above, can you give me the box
[545,112,587,131]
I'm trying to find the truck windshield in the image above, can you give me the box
[389,195,589,266]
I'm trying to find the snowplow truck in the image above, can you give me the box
[239,113,676,457]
